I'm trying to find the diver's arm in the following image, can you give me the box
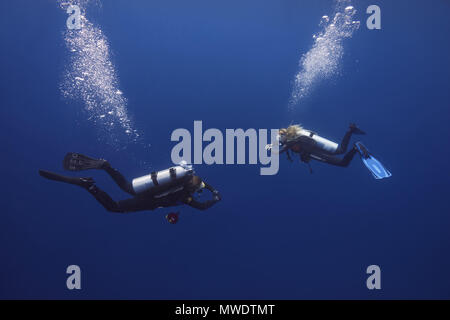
[183,186,221,211]
[286,149,293,162]
[183,196,218,210]
[203,181,222,203]
[202,181,217,193]
[278,145,287,154]
[185,198,217,210]
[271,143,292,161]
[266,142,285,155]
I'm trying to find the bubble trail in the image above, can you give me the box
[58,0,140,146]
[289,0,360,108]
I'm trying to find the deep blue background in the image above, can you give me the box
[1,0,449,299]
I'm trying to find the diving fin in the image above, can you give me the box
[63,152,107,171]
[355,142,392,180]
[39,169,95,188]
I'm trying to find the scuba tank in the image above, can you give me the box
[131,161,194,196]
[299,129,338,153]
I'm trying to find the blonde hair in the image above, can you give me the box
[279,124,303,142]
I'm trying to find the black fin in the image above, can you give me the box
[39,169,95,188]
[63,153,106,171]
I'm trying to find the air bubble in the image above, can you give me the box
[289,0,360,107]
[320,15,329,26]
[345,6,355,16]
[59,0,140,145]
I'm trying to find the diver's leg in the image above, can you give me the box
[88,186,145,213]
[39,169,128,213]
[39,170,137,212]
[334,124,365,155]
[317,148,357,167]
[335,130,351,154]
[101,163,136,195]
[86,185,125,212]
[339,147,358,167]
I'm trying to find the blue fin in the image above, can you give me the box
[355,142,392,180]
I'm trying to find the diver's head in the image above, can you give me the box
[284,124,303,142]
[189,175,205,193]
[278,128,288,143]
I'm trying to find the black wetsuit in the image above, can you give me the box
[91,165,219,212]
[40,165,220,213]
[280,127,358,167]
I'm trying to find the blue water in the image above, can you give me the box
[1,0,450,299]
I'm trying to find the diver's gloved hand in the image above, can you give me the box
[212,190,221,202]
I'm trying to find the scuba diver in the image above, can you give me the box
[39,153,222,213]
[267,123,391,179]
